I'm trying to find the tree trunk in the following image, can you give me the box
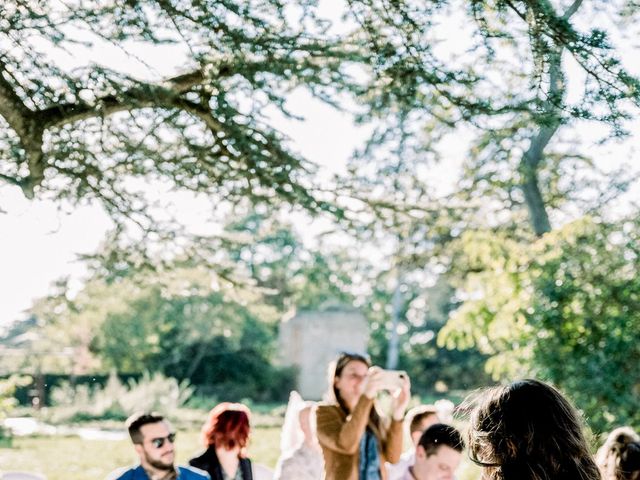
[520,135,555,236]
[517,0,585,237]
[386,270,403,370]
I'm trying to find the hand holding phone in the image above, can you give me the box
[378,369,407,392]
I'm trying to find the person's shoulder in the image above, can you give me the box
[188,447,213,469]
[104,465,140,480]
[386,453,413,480]
[400,449,415,461]
[315,402,340,414]
[177,465,211,479]
[386,464,413,480]
[252,463,273,480]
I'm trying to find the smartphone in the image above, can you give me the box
[378,369,407,391]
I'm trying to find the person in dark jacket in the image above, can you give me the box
[189,402,271,480]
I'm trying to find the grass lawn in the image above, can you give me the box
[0,427,282,480]
[0,427,485,480]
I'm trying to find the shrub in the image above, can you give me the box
[48,371,193,423]
[0,375,31,444]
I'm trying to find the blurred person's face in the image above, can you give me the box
[416,445,461,480]
[411,414,440,446]
[135,420,176,473]
[334,360,368,409]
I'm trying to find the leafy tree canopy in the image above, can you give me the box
[440,216,640,431]
[346,0,640,236]
[0,0,354,228]
[2,0,638,241]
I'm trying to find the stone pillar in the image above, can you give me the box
[278,307,369,400]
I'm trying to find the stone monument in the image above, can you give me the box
[278,306,369,400]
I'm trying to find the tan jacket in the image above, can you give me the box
[316,396,403,480]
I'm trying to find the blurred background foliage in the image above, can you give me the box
[4,212,640,433]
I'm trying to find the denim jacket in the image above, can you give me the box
[108,464,211,480]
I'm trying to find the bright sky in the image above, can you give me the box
[1,2,639,328]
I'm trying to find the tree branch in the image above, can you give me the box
[562,0,584,20]
[39,69,208,129]
[0,172,23,187]
[0,57,35,139]
[517,0,587,237]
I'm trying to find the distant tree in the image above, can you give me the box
[365,268,491,394]
[91,284,295,400]
[440,216,640,431]
[337,110,470,373]
[221,212,355,311]
[16,212,359,398]
[26,259,296,400]
[340,1,640,401]
[29,266,217,374]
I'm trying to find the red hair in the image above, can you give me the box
[202,402,251,452]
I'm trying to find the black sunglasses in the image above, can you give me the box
[150,433,176,448]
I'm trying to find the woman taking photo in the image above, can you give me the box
[189,402,271,480]
[316,352,411,480]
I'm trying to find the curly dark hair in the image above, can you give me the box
[467,379,600,480]
[597,426,640,480]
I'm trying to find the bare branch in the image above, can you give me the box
[38,69,208,129]
[562,0,584,20]
[0,172,22,187]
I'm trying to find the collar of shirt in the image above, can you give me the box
[143,467,178,480]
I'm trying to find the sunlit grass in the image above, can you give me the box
[0,427,281,480]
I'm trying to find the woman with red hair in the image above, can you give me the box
[189,402,271,480]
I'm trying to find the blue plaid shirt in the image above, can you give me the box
[358,428,381,480]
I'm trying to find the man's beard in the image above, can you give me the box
[144,451,175,471]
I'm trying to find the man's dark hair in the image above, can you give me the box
[126,411,164,444]
[409,405,439,434]
[418,423,465,457]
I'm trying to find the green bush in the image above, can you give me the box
[441,217,640,432]
[194,362,297,403]
[0,375,31,443]
[47,371,193,423]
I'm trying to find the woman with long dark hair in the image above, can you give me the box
[315,352,411,480]
[466,379,600,480]
[597,426,640,480]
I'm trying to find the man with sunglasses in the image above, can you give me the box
[107,412,210,480]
